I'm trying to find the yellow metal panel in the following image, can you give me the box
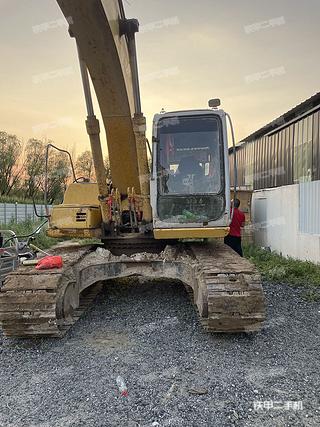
[63,183,100,205]
[50,206,102,230]
[153,228,230,240]
[47,228,102,239]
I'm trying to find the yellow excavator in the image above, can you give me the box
[0,0,265,337]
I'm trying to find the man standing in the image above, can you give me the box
[224,198,245,257]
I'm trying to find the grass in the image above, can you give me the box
[244,244,320,301]
[0,220,59,249]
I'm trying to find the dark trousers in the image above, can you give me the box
[224,235,243,257]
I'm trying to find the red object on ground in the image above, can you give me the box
[36,256,63,270]
[229,208,245,237]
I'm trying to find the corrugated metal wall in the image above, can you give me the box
[230,109,320,190]
[313,111,320,181]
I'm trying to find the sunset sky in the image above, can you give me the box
[0,0,319,155]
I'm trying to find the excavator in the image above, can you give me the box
[0,0,265,337]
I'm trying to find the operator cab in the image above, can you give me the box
[151,104,231,238]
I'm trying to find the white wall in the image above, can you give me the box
[252,183,320,263]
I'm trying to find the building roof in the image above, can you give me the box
[241,92,320,143]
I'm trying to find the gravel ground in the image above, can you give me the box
[0,279,319,427]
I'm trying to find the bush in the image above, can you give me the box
[0,220,58,250]
[244,245,320,300]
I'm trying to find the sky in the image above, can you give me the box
[0,0,319,155]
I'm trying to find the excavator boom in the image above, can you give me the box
[57,0,143,194]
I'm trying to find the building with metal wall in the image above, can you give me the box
[229,93,320,262]
[230,92,320,189]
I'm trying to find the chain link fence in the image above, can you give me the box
[0,203,51,224]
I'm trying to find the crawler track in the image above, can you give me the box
[189,243,265,332]
[0,241,265,338]
[0,246,102,338]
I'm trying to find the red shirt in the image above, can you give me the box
[229,208,245,237]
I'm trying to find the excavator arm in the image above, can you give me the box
[56,0,146,195]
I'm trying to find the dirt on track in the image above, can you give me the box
[0,279,319,427]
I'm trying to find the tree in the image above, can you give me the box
[76,150,95,180]
[0,132,24,196]
[0,132,73,203]
[24,140,72,204]
[24,138,46,200]
[45,151,71,204]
